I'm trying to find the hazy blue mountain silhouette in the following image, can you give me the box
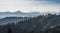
[0,11,40,19]
[0,17,28,25]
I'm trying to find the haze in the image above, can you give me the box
[0,0,60,12]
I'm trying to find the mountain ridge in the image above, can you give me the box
[0,11,40,19]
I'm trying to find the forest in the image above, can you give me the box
[0,14,60,33]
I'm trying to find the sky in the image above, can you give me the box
[0,0,60,12]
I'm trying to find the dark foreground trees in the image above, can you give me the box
[8,27,11,33]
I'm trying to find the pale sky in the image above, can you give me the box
[0,0,60,12]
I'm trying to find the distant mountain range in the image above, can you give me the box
[0,11,40,19]
[0,11,60,19]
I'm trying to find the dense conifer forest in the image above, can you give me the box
[0,14,60,33]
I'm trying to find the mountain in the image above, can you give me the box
[0,11,40,19]
[13,14,60,33]
[0,17,28,25]
[42,25,60,33]
[0,14,60,33]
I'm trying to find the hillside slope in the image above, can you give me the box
[0,14,60,33]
